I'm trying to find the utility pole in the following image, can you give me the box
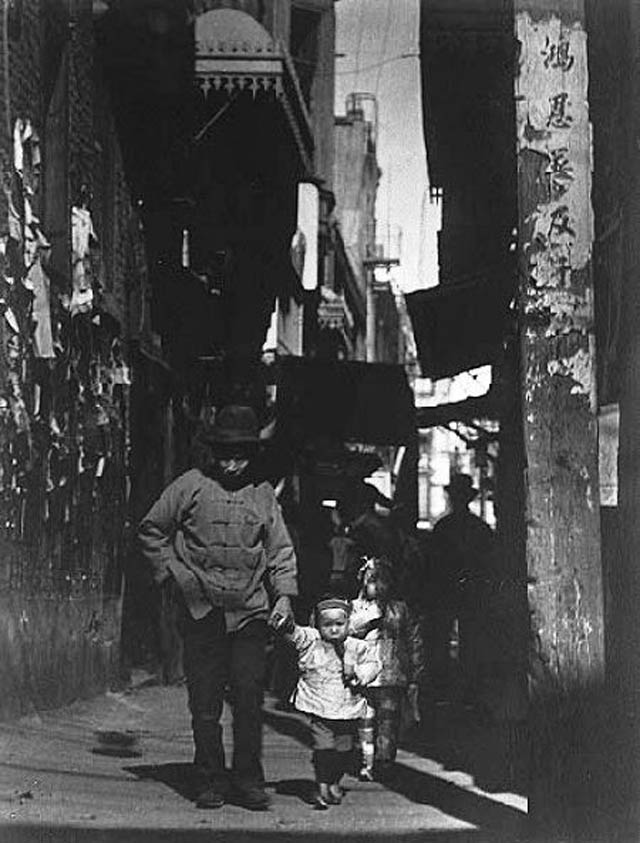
[513,2,606,836]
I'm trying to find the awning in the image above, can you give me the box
[406,276,512,380]
[276,358,416,446]
[195,9,314,174]
[416,389,499,429]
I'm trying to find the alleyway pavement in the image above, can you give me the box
[0,683,527,842]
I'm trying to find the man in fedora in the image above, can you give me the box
[431,474,495,703]
[139,405,297,811]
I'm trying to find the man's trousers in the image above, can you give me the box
[179,608,268,790]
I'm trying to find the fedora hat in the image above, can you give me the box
[201,405,260,446]
[445,473,478,501]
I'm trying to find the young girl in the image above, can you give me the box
[271,596,380,809]
[349,557,425,781]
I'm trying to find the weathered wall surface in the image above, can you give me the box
[0,0,143,719]
[0,593,122,720]
[514,2,606,835]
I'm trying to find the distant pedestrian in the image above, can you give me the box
[432,473,495,701]
[349,558,425,781]
[271,596,380,809]
[138,405,298,811]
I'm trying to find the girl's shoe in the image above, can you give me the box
[358,767,374,782]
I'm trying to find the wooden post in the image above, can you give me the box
[513,2,606,835]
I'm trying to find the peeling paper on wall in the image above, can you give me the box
[546,345,596,410]
[524,287,594,335]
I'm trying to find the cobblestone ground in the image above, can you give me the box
[0,684,528,842]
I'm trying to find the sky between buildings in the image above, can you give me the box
[334,0,440,293]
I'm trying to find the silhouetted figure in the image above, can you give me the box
[432,474,495,702]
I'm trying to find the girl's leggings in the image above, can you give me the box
[358,686,403,771]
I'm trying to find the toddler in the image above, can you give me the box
[350,557,425,781]
[271,596,380,808]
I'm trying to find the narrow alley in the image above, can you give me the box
[2,0,640,841]
[0,682,527,843]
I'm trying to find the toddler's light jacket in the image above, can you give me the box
[287,625,380,719]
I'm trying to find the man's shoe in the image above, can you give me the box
[234,784,271,811]
[195,787,225,809]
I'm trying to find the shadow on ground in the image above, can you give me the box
[399,701,528,796]
[124,762,201,803]
[262,706,528,840]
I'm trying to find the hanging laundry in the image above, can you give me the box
[26,259,55,359]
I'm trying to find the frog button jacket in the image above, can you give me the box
[138,468,298,632]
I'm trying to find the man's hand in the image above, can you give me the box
[269,595,294,633]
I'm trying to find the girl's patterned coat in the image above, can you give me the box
[350,597,425,687]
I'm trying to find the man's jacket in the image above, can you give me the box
[138,469,298,631]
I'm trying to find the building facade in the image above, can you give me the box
[0,0,342,713]
[0,0,146,718]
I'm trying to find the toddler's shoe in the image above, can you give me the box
[312,783,331,810]
[327,783,343,804]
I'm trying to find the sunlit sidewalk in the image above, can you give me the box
[0,684,527,842]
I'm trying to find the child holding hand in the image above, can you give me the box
[271,596,380,808]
